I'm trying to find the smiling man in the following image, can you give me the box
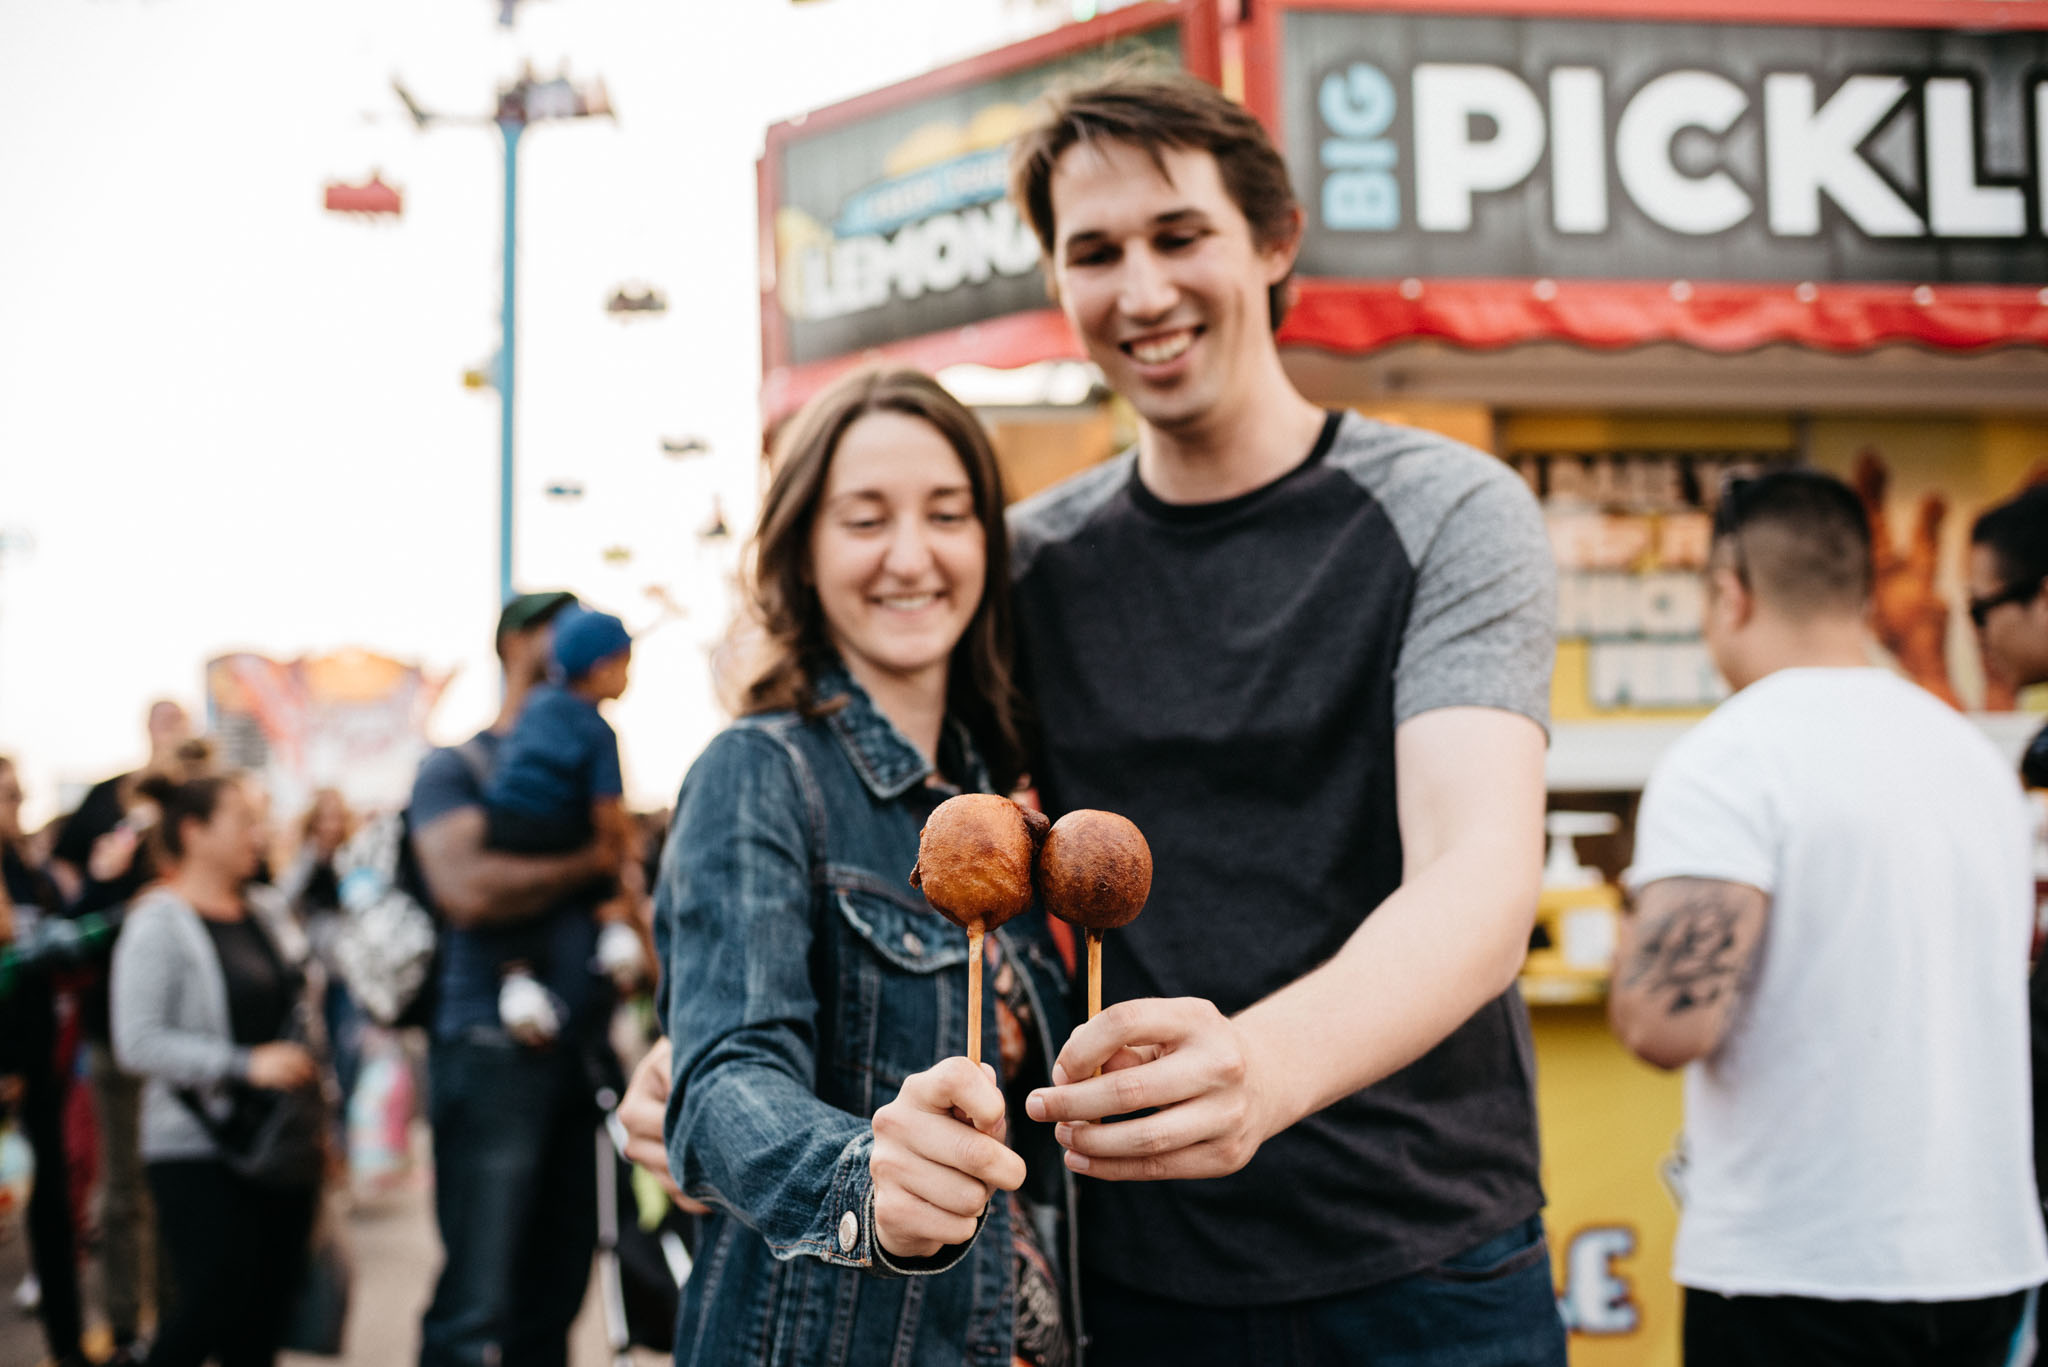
[1002,74,1564,1364]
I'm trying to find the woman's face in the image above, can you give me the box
[186,782,265,882]
[807,410,987,695]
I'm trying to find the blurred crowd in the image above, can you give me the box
[4,57,2046,1367]
[0,623,680,1367]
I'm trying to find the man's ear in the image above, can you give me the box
[1706,564,1751,631]
[1261,205,1306,283]
[1720,567,1757,630]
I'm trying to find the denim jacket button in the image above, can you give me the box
[838,1210,859,1253]
[901,931,924,957]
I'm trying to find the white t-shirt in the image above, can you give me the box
[1628,667,2048,1301]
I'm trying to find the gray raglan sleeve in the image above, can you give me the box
[1391,449,1556,733]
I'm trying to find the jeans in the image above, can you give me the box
[143,1160,317,1367]
[322,976,363,1150]
[418,1032,600,1367]
[1082,1216,1568,1367]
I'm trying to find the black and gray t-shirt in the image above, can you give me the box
[1008,410,1556,1305]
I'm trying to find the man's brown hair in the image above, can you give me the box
[1008,69,1300,330]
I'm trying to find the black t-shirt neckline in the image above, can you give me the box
[1126,410,1342,526]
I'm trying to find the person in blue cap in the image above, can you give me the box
[478,606,635,1043]
[484,605,633,860]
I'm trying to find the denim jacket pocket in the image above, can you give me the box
[832,887,971,974]
[825,887,973,1112]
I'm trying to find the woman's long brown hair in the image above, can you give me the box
[739,367,1027,793]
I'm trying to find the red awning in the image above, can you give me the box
[1280,279,2048,356]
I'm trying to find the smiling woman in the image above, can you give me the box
[741,366,1026,792]
[651,366,1080,1366]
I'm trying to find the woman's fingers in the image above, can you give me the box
[870,1055,1028,1260]
[871,1136,995,1217]
[871,1185,981,1260]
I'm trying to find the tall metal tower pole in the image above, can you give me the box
[393,70,610,609]
[498,116,523,605]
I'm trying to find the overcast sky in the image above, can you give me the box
[0,0,1064,824]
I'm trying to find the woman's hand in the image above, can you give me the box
[88,826,140,883]
[245,1042,318,1091]
[869,1056,1026,1261]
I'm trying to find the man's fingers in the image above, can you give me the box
[1101,1044,1161,1073]
[1044,998,1208,1090]
[1054,1106,1212,1163]
[618,1042,678,1197]
[1028,1049,1211,1126]
[1062,1136,1247,1183]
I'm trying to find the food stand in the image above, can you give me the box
[760,3,2048,1359]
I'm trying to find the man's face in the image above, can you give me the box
[502,624,553,690]
[1047,141,1294,436]
[1969,543,2048,688]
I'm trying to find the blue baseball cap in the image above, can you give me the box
[550,608,632,681]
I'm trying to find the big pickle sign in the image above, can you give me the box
[1278,12,2048,283]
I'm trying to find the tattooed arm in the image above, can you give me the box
[1609,877,1770,1070]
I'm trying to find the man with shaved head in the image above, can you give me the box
[1612,469,2048,1364]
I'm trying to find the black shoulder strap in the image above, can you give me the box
[174,1086,233,1142]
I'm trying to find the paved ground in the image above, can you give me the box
[0,1148,669,1367]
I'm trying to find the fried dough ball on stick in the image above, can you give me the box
[909,794,1040,1066]
[1037,811,1152,1025]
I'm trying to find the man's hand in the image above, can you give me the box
[1024,708,1546,1185]
[246,1042,319,1091]
[617,1040,710,1213]
[1025,997,1276,1181]
[411,807,615,929]
[870,1056,1025,1261]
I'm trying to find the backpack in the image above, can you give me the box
[331,739,492,1028]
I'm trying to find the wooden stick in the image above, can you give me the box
[966,926,985,1066]
[1087,929,1103,1020]
[1088,929,1104,1079]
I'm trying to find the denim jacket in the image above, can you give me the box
[656,663,1080,1367]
